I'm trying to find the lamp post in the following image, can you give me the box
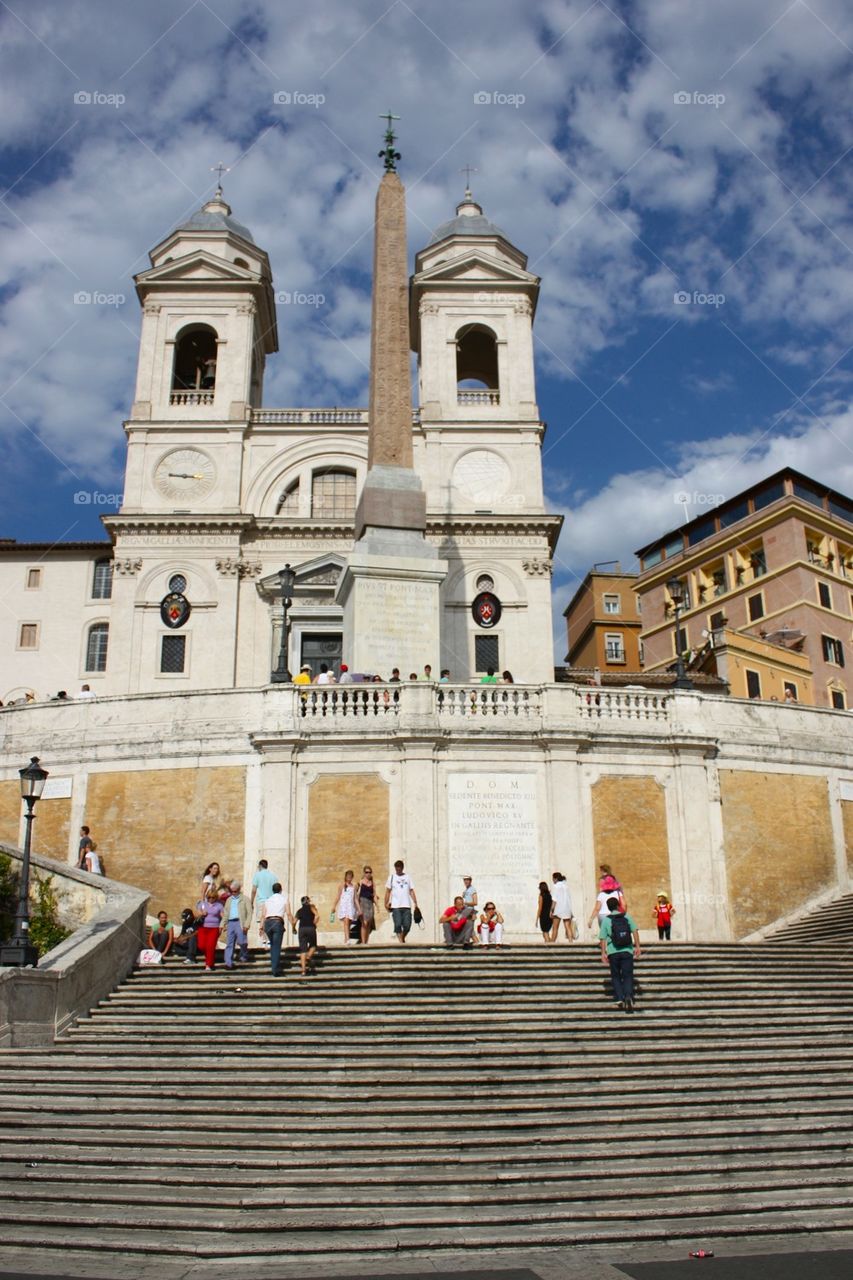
[666,577,694,690]
[270,564,297,683]
[0,756,48,968]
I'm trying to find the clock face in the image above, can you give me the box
[154,448,216,501]
[452,449,511,504]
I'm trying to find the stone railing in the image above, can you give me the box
[575,687,670,721]
[457,390,500,406]
[436,685,538,718]
[251,408,422,425]
[298,686,401,719]
[169,390,214,406]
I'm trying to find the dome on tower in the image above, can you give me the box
[174,192,255,244]
[428,191,509,245]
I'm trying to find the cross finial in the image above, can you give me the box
[379,111,401,173]
[210,161,230,196]
[460,163,478,196]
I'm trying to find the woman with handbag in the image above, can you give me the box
[357,866,379,945]
[195,887,225,971]
[335,869,358,945]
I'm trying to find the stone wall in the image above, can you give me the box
[307,773,389,928]
[591,776,670,922]
[720,771,836,937]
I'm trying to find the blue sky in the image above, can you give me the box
[1,0,852,621]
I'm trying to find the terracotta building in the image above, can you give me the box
[563,568,642,670]
[635,468,853,709]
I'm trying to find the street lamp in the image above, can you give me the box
[0,756,48,968]
[270,563,297,683]
[666,577,694,691]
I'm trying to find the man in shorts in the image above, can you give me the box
[384,859,418,943]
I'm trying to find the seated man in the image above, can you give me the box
[147,911,173,958]
[440,896,476,947]
[172,907,200,964]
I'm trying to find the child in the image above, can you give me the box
[653,892,675,940]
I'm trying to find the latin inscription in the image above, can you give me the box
[447,773,539,933]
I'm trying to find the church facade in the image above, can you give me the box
[0,188,559,703]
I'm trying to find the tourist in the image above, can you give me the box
[587,885,618,933]
[653,892,675,941]
[295,895,320,977]
[196,887,225,971]
[550,871,576,942]
[501,670,514,683]
[408,672,418,681]
[461,875,478,910]
[389,668,401,683]
[294,664,312,686]
[478,902,504,947]
[147,911,173,957]
[250,858,277,948]
[77,683,96,700]
[784,688,797,704]
[261,882,294,975]
[314,663,336,685]
[77,825,96,870]
[335,869,359,945]
[384,859,418,943]
[172,908,200,964]
[223,879,251,969]
[357,865,378,944]
[201,862,220,896]
[440,896,476,947]
[84,843,103,875]
[598,864,627,912]
[480,668,498,685]
[535,881,553,942]
[338,663,353,684]
[440,669,451,683]
[423,664,433,680]
[599,896,642,1013]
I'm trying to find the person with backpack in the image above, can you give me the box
[653,892,675,940]
[599,895,641,1013]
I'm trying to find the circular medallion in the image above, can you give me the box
[154,448,216,500]
[472,591,502,629]
[452,450,511,504]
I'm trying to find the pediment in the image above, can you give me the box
[136,251,258,286]
[257,552,346,597]
[414,251,538,288]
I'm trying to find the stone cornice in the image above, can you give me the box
[105,514,253,539]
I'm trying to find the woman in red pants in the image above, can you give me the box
[195,887,225,971]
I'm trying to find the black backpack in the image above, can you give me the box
[609,912,632,949]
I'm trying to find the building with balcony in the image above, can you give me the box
[635,468,853,709]
[562,567,643,671]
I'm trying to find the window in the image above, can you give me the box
[750,548,767,577]
[311,469,356,519]
[160,635,186,673]
[709,610,725,631]
[474,634,499,672]
[85,623,108,672]
[718,498,750,528]
[605,633,626,662]
[456,324,499,403]
[603,594,621,615]
[18,623,39,649]
[92,559,113,600]
[168,573,187,594]
[822,635,844,667]
[747,593,764,622]
[638,640,645,666]
[687,517,716,547]
[277,480,300,515]
[476,574,495,592]
[171,324,217,392]
[753,479,785,510]
[746,669,761,699]
[784,682,798,700]
[831,690,846,710]
[26,568,41,589]
[300,633,342,676]
[818,582,832,609]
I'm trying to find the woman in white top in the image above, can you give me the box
[335,869,358,945]
[85,847,102,875]
[201,861,221,898]
[550,872,575,942]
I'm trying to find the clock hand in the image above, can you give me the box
[168,472,205,479]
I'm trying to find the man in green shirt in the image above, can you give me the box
[599,896,642,1013]
[479,667,498,685]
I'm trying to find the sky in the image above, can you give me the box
[1,0,852,635]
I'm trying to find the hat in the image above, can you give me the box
[340,663,348,671]
[300,663,311,671]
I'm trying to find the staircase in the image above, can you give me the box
[766,892,853,944]
[1,941,853,1267]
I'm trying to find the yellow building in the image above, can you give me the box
[563,568,643,671]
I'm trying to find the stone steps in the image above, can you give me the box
[768,893,853,943]
[1,941,852,1264]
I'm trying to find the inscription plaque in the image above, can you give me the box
[447,772,540,934]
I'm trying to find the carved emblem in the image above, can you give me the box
[113,558,142,576]
[471,591,502,629]
[523,559,552,577]
[160,592,191,628]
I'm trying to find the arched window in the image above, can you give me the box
[311,469,356,519]
[171,324,218,393]
[92,558,113,600]
[456,324,499,404]
[277,479,300,515]
[85,623,109,673]
[234,257,249,269]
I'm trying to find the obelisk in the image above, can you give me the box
[337,116,446,677]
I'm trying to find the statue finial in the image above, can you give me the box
[460,163,478,198]
[210,161,230,198]
[379,111,401,173]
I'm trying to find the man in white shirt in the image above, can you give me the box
[261,883,295,975]
[314,663,336,685]
[384,859,418,943]
[338,663,354,684]
[77,684,96,700]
